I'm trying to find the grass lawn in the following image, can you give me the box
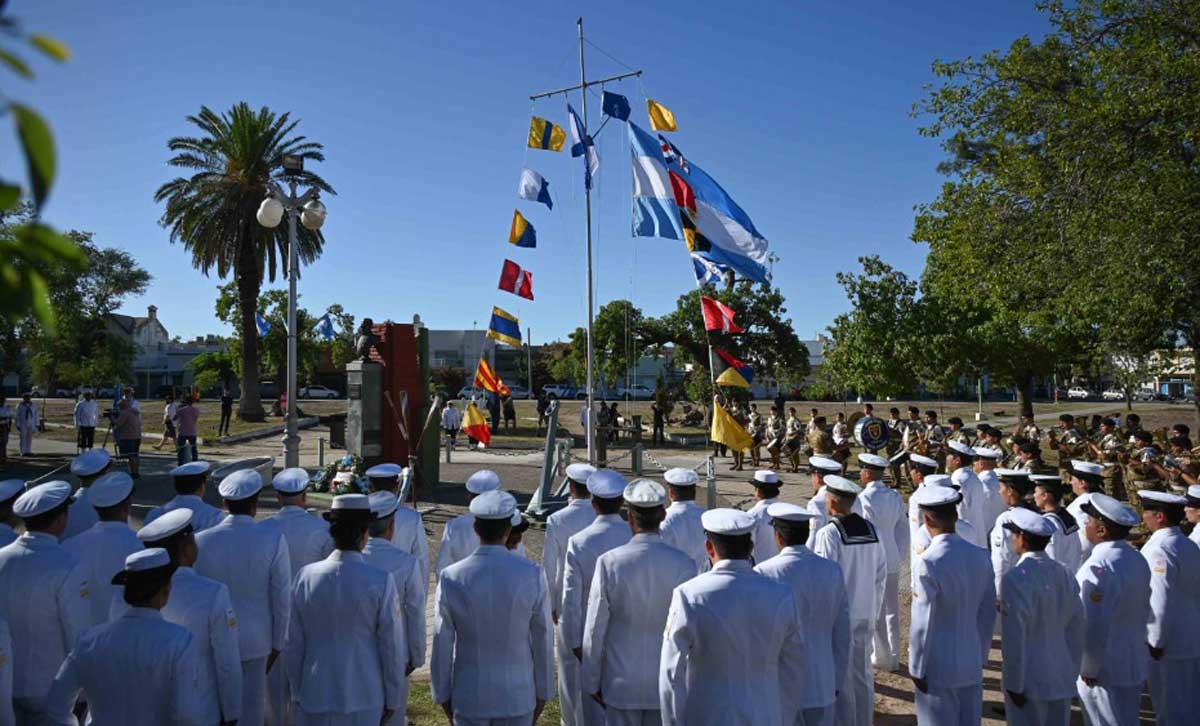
[405,682,560,725]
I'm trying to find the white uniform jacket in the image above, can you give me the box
[260,505,334,580]
[746,497,780,564]
[45,608,202,726]
[950,467,989,548]
[1067,493,1095,564]
[660,500,709,574]
[145,494,227,533]
[0,532,89,703]
[62,521,142,628]
[195,514,291,661]
[755,545,850,709]
[1077,540,1151,686]
[390,504,430,587]
[1141,527,1200,661]
[0,523,15,549]
[859,481,908,575]
[434,513,525,576]
[62,489,98,541]
[362,536,427,670]
[543,499,596,616]
[1044,507,1084,573]
[805,486,863,550]
[659,559,805,725]
[989,506,1029,595]
[582,533,697,710]
[561,513,632,650]
[975,468,1007,536]
[909,532,996,689]
[812,515,887,625]
[431,545,553,720]
[999,552,1084,701]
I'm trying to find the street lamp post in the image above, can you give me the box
[255,154,327,468]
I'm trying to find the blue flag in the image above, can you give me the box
[517,168,553,210]
[255,312,271,337]
[601,91,631,121]
[691,253,730,286]
[567,103,599,190]
[313,313,335,341]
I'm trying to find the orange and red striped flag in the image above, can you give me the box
[474,358,510,397]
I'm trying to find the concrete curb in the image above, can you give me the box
[216,416,319,445]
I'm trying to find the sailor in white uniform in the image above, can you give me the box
[260,467,333,726]
[582,479,695,726]
[804,456,862,549]
[365,462,430,585]
[1136,489,1200,726]
[1031,475,1083,573]
[745,470,781,564]
[431,490,553,725]
[0,479,21,548]
[542,462,595,726]
[144,461,227,533]
[998,508,1084,726]
[857,452,908,672]
[0,481,89,723]
[755,502,850,726]
[910,477,981,570]
[45,549,202,726]
[905,453,942,557]
[659,508,806,726]
[946,441,989,547]
[1186,485,1200,547]
[659,467,708,574]
[194,469,291,726]
[1075,493,1150,726]
[990,469,1035,596]
[908,485,996,726]
[435,469,520,576]
[562,469,632,726]
[363,491,426,680]
[288,495,407,726]
[62,448,111,540]
[811,475,886,726]
[61,471,142,628]
[973,446,1008,536]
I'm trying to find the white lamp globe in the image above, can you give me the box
[300,199,327,230]
[256,197,285,228]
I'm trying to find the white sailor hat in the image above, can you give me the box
[112,548,176,585]
[1188,485,1200,506]
[972,446,1002,460]
[752,470,780,486]
[624,479,667,508]
[0,479,24,503]
[909,453,939,471]
[466,469,501,494]
[808,456,842,474]
[137,509,193,542]
[368,491,400,519]
[323,493,372,522]
[89,472,133,508]
[823,475,862,497]
[218,469,263,500]
[1003,508,1055,537]
[366,463,403,479]
[566,463,597,484]
[70,448,111,477]
[663,467,699,486]
[587,469,627,499]
[857,453,888,470]
[170,460,210,477]
[271,467,310,494]
[13,481,71,518]
[1137,490,1187,510]
[947,441,974,457]
[510,508,530,531]
[923,474,954,488]
[766,502,817,522]
[1070,460,1104,477]
[469,489,517,520]
[1029,473,1061,483]
[911,484,962,508]
[995,468,1031,480]
[1081,492,1140,528]
[701,508,756,535]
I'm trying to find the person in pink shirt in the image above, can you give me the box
[173,395,201,464]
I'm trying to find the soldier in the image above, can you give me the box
[1067,461,1106,566]
[946,416,972,446]
[1089,418,1127,501]
[886,407,904,484]
[144,461,227,533]
[0,479,22,547]
[1136,490,1200,725]
[1123,413,1145,447]
[910,476,980,568]
[788,408,810,472]
[805,456,863,549]
[973,446,1007,536]
[946,441,988,548]
[1031,474,1083,573]
[1015,441,1053,474]
[1186,484,1200,546]
[924,410,947,463]
[747,403,764,467]
[805,407,820,436]
[729,402,748,472]
[1013,412,1041,444]
[365,462,430,584]
[660,467,708,573]
[61,472,141,629]
[902,405,923,452]
[904,453,941,555]
[1154,435,1200,491]
[765,406,785,470]
[756,503,850,726]
[746,470,782,564]
[990,469,1035,598]
[63,448,112,540]
[857,452,907,673]
[832,411,851,460]
[435,469,510,576]
[261,468,334,575]
[1047,414,1088,481]
[1121,430,1163,519]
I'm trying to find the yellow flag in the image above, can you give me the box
[711,401,753,452]
[647,99,677,132]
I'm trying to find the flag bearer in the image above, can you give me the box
[857,452,907,672]
[659,467,708,573]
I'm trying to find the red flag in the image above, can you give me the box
[474,358,510,397]
[701,296,744,333]
[498,259,534,300]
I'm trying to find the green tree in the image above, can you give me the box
[187,350,237,394]
[155,103,334,421]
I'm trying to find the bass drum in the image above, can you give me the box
[854,415,889,452]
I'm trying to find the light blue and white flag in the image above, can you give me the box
[567,103,599,190]
[517,167,553,210]
[629,121,684,240]
[313,313,336,341]
[254,312,271,337]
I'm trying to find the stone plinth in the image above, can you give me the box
[346,360,383,463]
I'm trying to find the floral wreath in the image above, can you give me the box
[311,454,368,495]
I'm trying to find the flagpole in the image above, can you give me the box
[578,16,597,466]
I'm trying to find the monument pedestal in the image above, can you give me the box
[346,360,383,464]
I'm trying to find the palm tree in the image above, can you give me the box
[155,103,334,421]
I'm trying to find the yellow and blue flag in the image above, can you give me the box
[486,306,522,348]
[713,348,753,389]
[528,116,566,151]
[509,210,537,248]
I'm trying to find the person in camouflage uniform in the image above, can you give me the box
[765,406,785,470]
[804,414,833,474]
[1087,417,1127,501]
[1014,440,1054,474]
[1012,412,1042,445]
[786,407,807,473]
[729,401,748,472]
[886,407,904,486]
[946,416,973,447]
[1122,412,1145,448]
[1153,435,1200,492]
[1120,429,1163,520]
[747,403,764,467]
[1046,413,1088,481]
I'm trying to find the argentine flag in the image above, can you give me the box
[630,121,685,241]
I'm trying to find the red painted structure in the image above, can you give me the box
[369,323,424,465]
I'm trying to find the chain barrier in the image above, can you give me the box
[472,447,543,458]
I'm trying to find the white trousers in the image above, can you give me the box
[796,704,834,726]
[1003,695,1069,726]
[1076,680,1140,726]
[295,710,378,726]
[1148,656,1200,726]
[454,714,533,726]
[914,682,981,725]
[17,429,32,456]
[556,622,581,726]
[266,657,292,726]
[872,572,901,670]
[241,657,268,726]
[833,620,873,726]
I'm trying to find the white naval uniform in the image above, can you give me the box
[999,552,1084,726]
[1066,494,1095,565]
[812,515,886,726]
[62,521,142,628]
[660,501,708,574]
[260,505,333,726]
[659,559,805,725]
[561,513,631,726]
[990,506,1030,596]
[61,489,99,541]
[976,468,1007,536]
[542,498,596,726]
[1140,526,1200,726]
[14,403,36,456]
[756,545,850,726]
[909,532,996,726]
[746,497,780,564]
[1043,508,1084,573]
[859,480,908,671]
[195,514,292,726]
[46,608,201,726]
[288,551,406,726]
[0,618,13,726]
[362,536,427,674]
[0,523,15,549]
[804,486,862,550]
[582,533,696,725]
[0,532,89,721]
[145,494,227,533]
[434,513,526,576]
[431,544,553,724]
[389,504,430,587]
[949,467,989,547]
[1189,525,1200,547]
[1076,540,1151,726]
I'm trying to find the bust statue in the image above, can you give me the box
[354,318,377,362]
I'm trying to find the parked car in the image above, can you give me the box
[505,385,530,400]
[54,388,75,398]
[299,385,340,399]
[617,384,654,400]
[1101,388,1126,401]
[1132,389,1158,402]
[1067,386,1092,400]
[542,383,576,399]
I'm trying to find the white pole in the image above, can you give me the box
[579,16,596,466]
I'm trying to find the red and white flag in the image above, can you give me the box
[498,259,534,301]
[700,295,744,333]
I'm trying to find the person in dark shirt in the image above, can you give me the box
[652,402,666,446]
[218,387,234,437]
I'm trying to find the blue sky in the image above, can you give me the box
[13,0,1047,345]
